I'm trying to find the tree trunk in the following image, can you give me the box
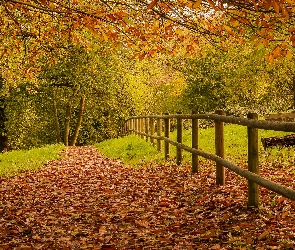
[64,97,74,146]
[70,96,85,146]
[0,135,8,152]
[0,95,8,152]
[53,91,61,143]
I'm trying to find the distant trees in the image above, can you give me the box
[125,54,187,115]
[180,41,295,115]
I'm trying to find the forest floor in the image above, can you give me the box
[0,146,295,250]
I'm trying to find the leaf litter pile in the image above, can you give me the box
[0,146,295,249]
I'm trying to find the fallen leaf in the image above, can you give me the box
[99,226,107,235]
[258,230,270,240]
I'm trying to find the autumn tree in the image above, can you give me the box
[1,0,295,63]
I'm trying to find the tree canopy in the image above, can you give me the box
[1,0,295,62]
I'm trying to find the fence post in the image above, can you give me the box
[215,110,225,185]
[145,117,149,142]
[127,120,130,134]
[125,122,128,135]
[129,119,131,134]
[247,112,259,208]
[122,121,126,135]
[176,112,183,165]
[192,110,199,173]
[138,118,141,136]
[135,118,138,135]
[130,119,134,134]
[157,117,162,152]
[150,118,155,146]
[164,113,170,160]
[140,118,144,139]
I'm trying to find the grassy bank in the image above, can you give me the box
[96,124,294,167]
[0,144,65,177]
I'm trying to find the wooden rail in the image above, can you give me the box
[123,111,295,208]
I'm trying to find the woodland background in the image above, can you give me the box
[1,0,295,149]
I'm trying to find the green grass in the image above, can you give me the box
[0,143,65,177]
[95,135,163,166]
[96,124,294,167]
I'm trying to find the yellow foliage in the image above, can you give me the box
[192,0,202,10]
[175,28,184,36]
[286,50,293,61]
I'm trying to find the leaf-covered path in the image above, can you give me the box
[0,146,295,249]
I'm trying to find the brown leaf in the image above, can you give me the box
[101,244,116,250]
[104,189,113,193]
[159,201,170,207]
[282,210,289,218]
[99,226,107,235]
[258,230,270,240]
[135,219,149,228]
[272,0,280,14]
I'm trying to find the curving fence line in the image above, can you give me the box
[123,110,295,208]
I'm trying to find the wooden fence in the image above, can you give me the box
[123,110,295,208]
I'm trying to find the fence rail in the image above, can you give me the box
[123,110,295,208]
[129,113,295,132]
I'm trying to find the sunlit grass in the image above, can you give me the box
[0,144,65,177]
[95,135,163,167]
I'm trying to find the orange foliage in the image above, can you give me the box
[0,0,295,61]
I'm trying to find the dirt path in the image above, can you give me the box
[0,146,294,249]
